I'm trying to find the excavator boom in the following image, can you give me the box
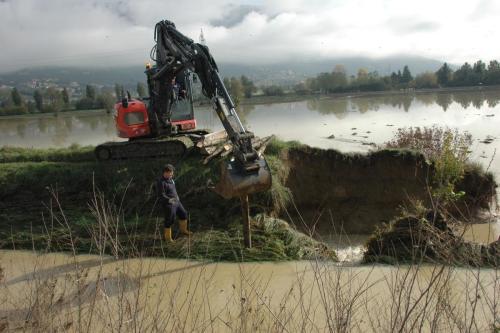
[147,20,271,199]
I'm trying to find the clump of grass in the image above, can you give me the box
[142,214,337,261]
[385,126,472,162]
[264,137,303,156]
[364,208,499,266]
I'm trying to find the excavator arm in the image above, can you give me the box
[146,20,271,199]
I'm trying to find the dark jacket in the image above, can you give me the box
[157,176,180,205]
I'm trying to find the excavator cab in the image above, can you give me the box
[169,70,196,132]
[114,69,196,139]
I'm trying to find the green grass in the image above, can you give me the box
[0,144,95,163]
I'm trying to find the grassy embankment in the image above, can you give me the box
[0,141,335,262]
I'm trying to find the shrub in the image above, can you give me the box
[385,126,472,200]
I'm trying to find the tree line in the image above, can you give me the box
[290,60,500,96]
[0,82,148,116]
[221,75,256,105]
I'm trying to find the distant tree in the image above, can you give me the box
[96,92,115,112]
[414,72,438,89]
[86,85,96,100]
[262,85,284,96]
[452,62,473,86]
[316,72,331,93]
[357,68,369,82]
[11,88,22,106]
[485,60,500,85]
[136,82,147,98]
[240,75,256,98]
[62,88,70,105]
[223,77,231,93]
[45,87,64,112]
[472,60,486,84]
[357,72,386,92]
[114,83,124,100]
[27,101,36,113]
[401,65,413,84]
[75,98,95,110]
[33,89,43,111]
[436,63,453,86]
[331,65,348,89]
[293,82,310,95]
[0,88,12,108]
[229,77,244,105]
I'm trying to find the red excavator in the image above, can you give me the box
[95,20,271,199]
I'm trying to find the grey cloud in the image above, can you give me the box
[469,0,497,20]
[98,0,137,25]
[210,4,261,28]
[388,18,440,34]
[0,0,497,71]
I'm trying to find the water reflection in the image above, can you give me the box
[236,104,255,126]
[16,123,26,138]
[2,90,500,149]
[304,90,500,115]
[435,93,453,111]
[0,111,117,148]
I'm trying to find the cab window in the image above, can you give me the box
[124,112,145,125]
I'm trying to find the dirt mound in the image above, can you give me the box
[364,210,500,266]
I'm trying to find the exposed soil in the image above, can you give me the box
[281,146,496,234]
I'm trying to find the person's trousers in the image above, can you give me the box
[163,202,188,228]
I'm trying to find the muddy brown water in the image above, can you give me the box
[1,90,499,251]
[0,250,498,332]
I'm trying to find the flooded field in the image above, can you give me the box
[1,90,500,165]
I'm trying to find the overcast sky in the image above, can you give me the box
[0,0,499,72]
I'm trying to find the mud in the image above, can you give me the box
[281,146,496,234]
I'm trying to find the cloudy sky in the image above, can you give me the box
[0,0,499,72]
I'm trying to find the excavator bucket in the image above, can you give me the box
[214,157,272,199]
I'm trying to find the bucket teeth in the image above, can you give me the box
[213,157,272,199]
